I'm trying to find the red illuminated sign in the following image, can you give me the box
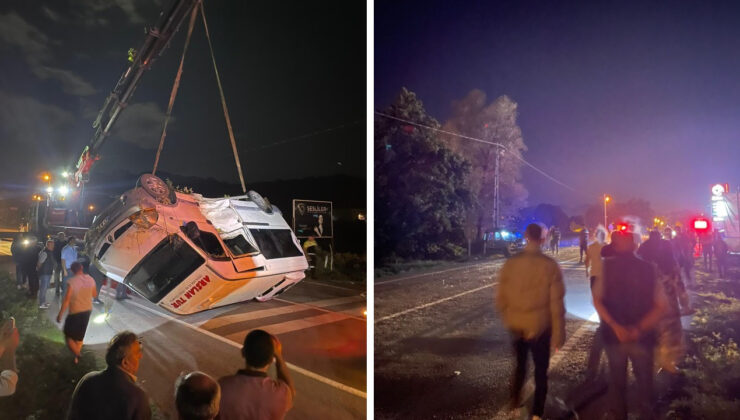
[692,218,710,231]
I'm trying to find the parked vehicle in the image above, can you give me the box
[85,174,308,315]
[483,228,525,257]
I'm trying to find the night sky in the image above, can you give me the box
[0,0,365,198]
[376,0,740,214]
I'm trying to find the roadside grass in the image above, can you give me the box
[0,271,100,420]
[312,252,366,283]
[663,265,740,419]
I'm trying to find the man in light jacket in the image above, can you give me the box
[496,223,566,420]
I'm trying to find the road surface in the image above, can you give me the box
[375,247,595,419]
[1,256,366,419]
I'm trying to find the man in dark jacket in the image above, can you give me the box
[10,235,26,290]
[593,231,667,420]
[67,331,151,420]
[20,236,40,299]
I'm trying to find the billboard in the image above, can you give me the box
[293,199,333,238]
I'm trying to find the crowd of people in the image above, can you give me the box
[64,329,294,420]
[6,233,296,419]
[496,222,728,420]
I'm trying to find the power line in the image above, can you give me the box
[374,111,578,192]
[241,120,362,152]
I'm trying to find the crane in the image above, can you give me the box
[73,0,201,187]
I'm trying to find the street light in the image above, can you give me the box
[603,194,611,229]
[41,173,51,182]
[88,204,95,212]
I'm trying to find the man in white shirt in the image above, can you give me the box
[583,228,607,380]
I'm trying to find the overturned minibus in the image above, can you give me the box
[85,174,308,315]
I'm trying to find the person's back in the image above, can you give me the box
[637,235,675,276]
[497,249,565,341]
[218,371,292,420]
[218,330,294,420]
[67,273,96,314]
[601,253,658,344]
[68,368,151,420]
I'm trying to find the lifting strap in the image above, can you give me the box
[199,1,247,193]
[152,1,200,176]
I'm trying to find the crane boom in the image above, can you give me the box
[74,0,201,186]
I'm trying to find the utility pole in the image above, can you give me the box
[493,148,502,229]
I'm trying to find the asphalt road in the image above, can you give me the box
[1,256,367,419]
[374,247,595,419]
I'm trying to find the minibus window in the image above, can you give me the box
[248,229,303,259]
[180,223,229,260]
[125,235,204,303]
[223,233,259,256]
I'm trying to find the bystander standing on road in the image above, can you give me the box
[579,229,588,263]
[593,231,667,420]
[713,232,729,278]
[699,231,713,272]
[36,239,55,309]
[584,227,607,380]
[496,223,566,420]
[10,235,26,290]
[218,329,295,420]
[550,227,561,256]
[0,318,19,397]
[671,227,693,288]
[638,230,684,374]
[175,371,220,420]
[60,236,78,296]
[56,262,97,363]
[53,232,66,295]
[67,330,151,420]
[21,236,40,300]
[665,227,693,315]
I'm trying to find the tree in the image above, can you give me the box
[375,88,472,261]
[442,90,528,240]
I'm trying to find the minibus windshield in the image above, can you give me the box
[126,235,204,302]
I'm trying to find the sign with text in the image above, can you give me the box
[293,199,333,238]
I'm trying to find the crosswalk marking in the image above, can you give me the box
[198,295,365,329]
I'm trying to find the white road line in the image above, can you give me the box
[226,312,350,339]
[376,282,497,323]
[375,261,502,286]
[115,295,367,399]
[302,280,362,292]
[200,296,365,328]
[275,296,367,322]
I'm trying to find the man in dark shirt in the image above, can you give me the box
[67,331,151,420]
[579,229,588,263]
[593,231,667,420]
